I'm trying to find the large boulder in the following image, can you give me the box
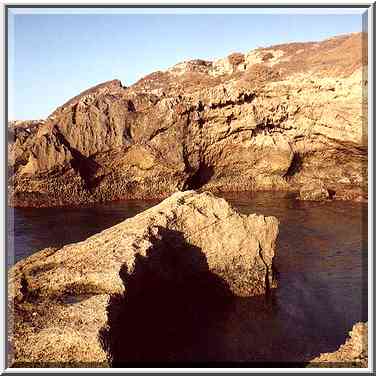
[8,191,279,366]
[308,322,368,368]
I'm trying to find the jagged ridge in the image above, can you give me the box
[8,32,368,207]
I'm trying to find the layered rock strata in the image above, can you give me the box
[8,191,279,366]
[8,33,367,207]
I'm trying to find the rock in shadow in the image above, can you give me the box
[100,228,234,366]
[99,226,354,367]
[284,153,303,179]
[184,163,214,190]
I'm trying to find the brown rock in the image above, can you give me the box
[8,32,367,207]
[8,191,279,366]
[299,181,330,201]
[308,322,368,368]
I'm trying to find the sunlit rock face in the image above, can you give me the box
[8,32,367,207]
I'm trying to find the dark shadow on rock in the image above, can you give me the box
[99,227,234,366]
[184,164,214,190]
[284,153,303,179]
[99,226,360,367]
[53,128,100,191]
[327,189,336,199]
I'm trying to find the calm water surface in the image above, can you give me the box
[8,192,367,365]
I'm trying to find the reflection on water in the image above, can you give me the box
[7,191,368,365]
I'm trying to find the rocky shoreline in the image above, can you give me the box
[308,322,368,368]
[8,191,368,367]
[8,32,367,208]
[7,32,368,368]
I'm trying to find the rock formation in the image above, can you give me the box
[299,181,330,201]
[8,191,279,366]
[8,32,367,207]
[308,322,368,368]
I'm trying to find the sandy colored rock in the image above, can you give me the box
[299,181,330,201]
[308,322,368,368]
[8,191,279,366]
[8,32,367,207]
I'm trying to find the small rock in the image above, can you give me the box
[299,181,330,201]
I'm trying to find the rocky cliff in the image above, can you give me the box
[8,32,367,207]
[8,191,279,366]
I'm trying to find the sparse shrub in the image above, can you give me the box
[228,52,245,66]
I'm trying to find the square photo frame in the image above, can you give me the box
[1,1,374,373]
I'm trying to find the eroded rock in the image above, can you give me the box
[9,32,368,207]
[8,191,279,366]
[299,181,330,201]
[308,322,368,368]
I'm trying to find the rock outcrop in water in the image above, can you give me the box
[308,322,368,368]
[8,32,367,207]
[299,181,330,201]
[8,191,279,366]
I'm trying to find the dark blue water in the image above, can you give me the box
[8,192,368,364]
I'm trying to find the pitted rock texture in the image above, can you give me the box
[299,181,330,201]
[8,191,279,366]
[8,33,367,207]
[308,322,368,368]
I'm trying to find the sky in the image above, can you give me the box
[8,8,365,120]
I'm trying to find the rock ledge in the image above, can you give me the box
[9,191,279,366]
